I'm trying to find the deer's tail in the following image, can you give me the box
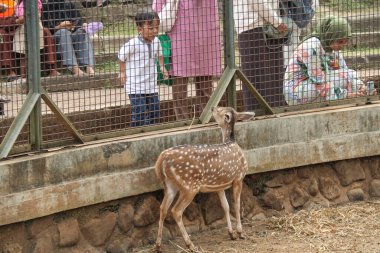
[155,152,166,182]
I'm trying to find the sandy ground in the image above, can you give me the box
[134,200,380,253]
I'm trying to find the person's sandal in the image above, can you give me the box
[6,75,20,82]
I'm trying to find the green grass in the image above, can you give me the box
[100,20,137,36]
[343,47,380,57]
[96,60,119,73]
[323,0,377,12]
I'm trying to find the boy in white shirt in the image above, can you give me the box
[119,12,168,127]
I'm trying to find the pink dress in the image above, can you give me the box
[15,0,42,17]
[152,0,222,77]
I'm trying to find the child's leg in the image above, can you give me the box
[129,94,146,127]
[145,93,160,125]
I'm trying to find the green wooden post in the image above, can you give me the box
[223,0,237,109]
[25,0,42,150]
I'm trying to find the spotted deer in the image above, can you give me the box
[155,106,255,252]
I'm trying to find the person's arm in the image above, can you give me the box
[152,0,165,13]
[67,2,83,28]
[118,41,133,86]
[334,51,368,97]
[158,55,169,80]
[0,16,18,32]
[119,60,127,86]
[300,38,326,84]
[251,0,285,30]
[41,3,64,32]
[297,37,330,97]
[157,39,169,80]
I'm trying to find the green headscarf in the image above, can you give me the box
[304,16,352,52]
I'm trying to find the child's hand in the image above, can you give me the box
[16,17,24,25]
[119,75,126,86]
[329,59,339,70]
[316,82,329,97]
[162,70,169,80]
[358,84,367,95]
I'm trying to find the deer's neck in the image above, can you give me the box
[222,128,235,143]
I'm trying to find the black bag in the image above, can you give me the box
[280,0,315,28]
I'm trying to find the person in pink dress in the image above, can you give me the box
[152,0,222,120]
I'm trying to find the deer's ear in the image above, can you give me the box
[236,112,255,121]
[224,112,233,123]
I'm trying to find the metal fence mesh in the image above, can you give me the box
[0,0,379,156]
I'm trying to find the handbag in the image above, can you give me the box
[157,34,173,86]
[158,0,179,33]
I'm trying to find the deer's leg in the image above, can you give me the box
[156,181,178,253]
[217,190,235,240]
[171,191,198,252]
[232,180,245,239]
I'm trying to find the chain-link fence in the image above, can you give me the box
[0,0,379,158]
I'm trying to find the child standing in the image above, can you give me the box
[119,12,168,127]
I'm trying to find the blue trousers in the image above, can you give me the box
[53,28,95,70]
[129,93,160,127]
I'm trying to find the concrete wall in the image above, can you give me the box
[1,103,380,226]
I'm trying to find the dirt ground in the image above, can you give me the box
[134,200,380,253]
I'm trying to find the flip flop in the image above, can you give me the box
[6,75,20,82]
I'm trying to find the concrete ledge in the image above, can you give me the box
[1,103,380,226]
[1,167,160,226]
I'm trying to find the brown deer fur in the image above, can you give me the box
[155,107,255,252]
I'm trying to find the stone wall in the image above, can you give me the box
[1,156,379,253]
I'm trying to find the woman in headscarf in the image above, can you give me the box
[42,0,95,76]
[283,16,376,105]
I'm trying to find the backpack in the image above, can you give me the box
[280,0,315,28]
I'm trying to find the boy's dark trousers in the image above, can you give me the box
[129,93,160,127]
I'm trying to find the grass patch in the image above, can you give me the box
[96,60,119,73]
[343,47,380,57]
[100,20,137,36]
[323,0,377,12]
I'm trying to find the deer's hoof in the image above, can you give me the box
[188,244,200,253]
[156,243,163,253]
[229,231,237,240]
[190,247,201,253]
[237,232,246,240]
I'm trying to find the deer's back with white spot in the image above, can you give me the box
[160,143,248,192]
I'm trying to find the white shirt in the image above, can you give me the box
[233,0,283,35]
[233,0,319,35]
[118,36,163,94]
